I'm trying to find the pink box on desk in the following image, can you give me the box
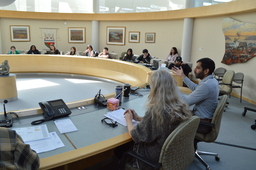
[107,98,119,111]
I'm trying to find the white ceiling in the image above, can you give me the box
[0,0,233,13]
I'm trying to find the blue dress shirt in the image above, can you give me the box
[179,74,219,119]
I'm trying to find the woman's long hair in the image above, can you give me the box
[124,48,133,60]
[146,70,191,126]
[70,47,76,55]
[50,44,56,51]
[30,45,37,51]
[169,47,178,55]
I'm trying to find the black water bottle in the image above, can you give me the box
[123,83,131,97]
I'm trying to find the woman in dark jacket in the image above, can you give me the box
[27,45,41,54]
[123,48,135,62]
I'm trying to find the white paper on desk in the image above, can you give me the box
[26,132,65,154]
[12,124,50,142]
[104,109,140,127]
[54,118,78,134]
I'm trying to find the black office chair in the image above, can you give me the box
[242,107,256,130]
[231,72,244,103]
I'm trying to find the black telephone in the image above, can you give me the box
[31,99,71,125]
[39,99,71,120]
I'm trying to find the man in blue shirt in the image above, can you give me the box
[173,58,219,134]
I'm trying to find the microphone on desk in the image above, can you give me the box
[3,100,8,117]
[0,99,13,127]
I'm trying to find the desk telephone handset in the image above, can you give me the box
[31,99,71,125]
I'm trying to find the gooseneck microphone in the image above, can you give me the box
[3,100,8,117]
[0,99,13,127]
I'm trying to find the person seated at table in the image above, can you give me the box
[168,56,192,77]
[45,44,60,55]
[137,49,152,64]
[84,45,95,57]
[98,47,110,58]
[27,45,41,54]
[166,47,179,62]
[66,47,76,55]
[0,127,40,170]
[8,46,20,54]
[121,69,192,170]
[0,60,10,75]
[122,48,136,62]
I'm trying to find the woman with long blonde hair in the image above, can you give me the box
[124,69,192,170]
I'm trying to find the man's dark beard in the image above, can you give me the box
[195,71,204,79]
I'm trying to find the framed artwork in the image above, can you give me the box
[68,27,86,43]
[129,31,140,43]
[107,26,126,45]
[10,25,30,42]
[145,32,156,43]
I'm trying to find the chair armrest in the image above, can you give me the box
[219,83,232,86]
[121,151,162,170]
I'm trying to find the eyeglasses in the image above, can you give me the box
[101,118,118,128]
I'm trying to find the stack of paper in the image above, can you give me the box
[12,124,64,154]
[54,118,78,134]
[104,109,140,126]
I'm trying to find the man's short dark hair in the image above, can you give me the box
[142,49,148,53]
[197,58,215,75]
[104,47,108,51]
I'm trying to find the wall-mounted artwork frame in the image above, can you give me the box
[10,25,30,42]
[107,26,126,45]
[68,27,86,43]
[129,31,140,43]
[145,32,156,43]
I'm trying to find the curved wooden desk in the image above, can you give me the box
[0,55,152,117]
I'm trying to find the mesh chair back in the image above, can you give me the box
[120,52,126,60]
[159,116,200,170]
[233,72,244,84]
[232,72,244,102]
[220,70,235,94]
[204,95,228,142]
[214,67,227,79]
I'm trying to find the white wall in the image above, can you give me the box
[98,20,184,56]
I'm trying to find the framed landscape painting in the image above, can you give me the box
[145,32,156,43]
[10,25,30,42]
[129,31,140,43]
[107,26,126,45]
[68,27,86,43]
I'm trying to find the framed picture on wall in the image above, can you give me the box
[10,25,30,42]
[145,32,156,43]
[129,31,140,43]
[68,27,86,43]
[107,26,126,45]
